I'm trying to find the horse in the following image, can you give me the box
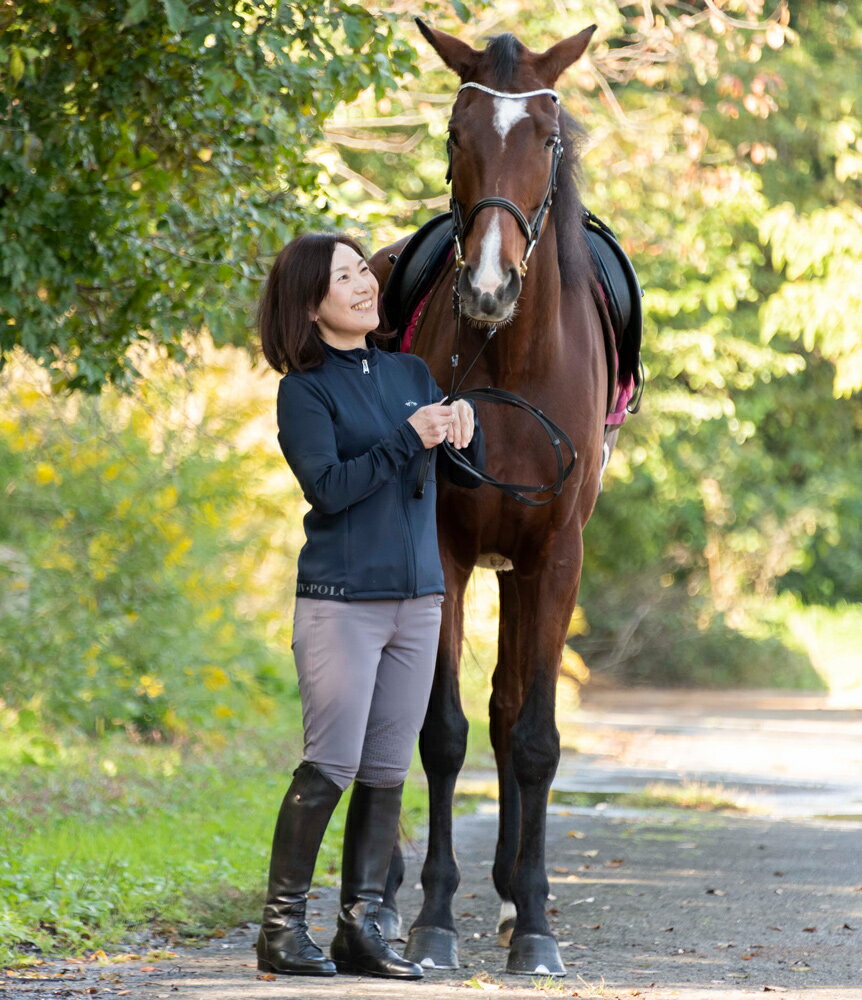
[370,20,618,977]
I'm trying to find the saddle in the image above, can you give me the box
[381,210,643,416]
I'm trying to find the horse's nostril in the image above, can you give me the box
[503,268,521,299]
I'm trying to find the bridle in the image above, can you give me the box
[414,83,577,508]
[448,83,564,279]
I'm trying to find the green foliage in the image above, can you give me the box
[0,0,418,391]
[0,351,296,737]
[0,722,430,965]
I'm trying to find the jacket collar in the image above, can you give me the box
[321,339,379,369]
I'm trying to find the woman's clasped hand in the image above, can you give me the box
[407,398,475,450]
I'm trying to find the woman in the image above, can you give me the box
[256,232,483,980]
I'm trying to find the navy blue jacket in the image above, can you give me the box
[277,341,484,601]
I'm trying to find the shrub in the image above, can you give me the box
[0,350,298,738]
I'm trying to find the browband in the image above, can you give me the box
[457,82,560,103]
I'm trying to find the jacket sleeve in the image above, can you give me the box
[277,376,424,515]
[426,372,486,490]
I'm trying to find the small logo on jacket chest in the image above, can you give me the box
[405,400,418,407]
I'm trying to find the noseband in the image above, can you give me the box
[448,83,564,278]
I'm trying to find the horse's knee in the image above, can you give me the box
[419,701,469,775]
[510,714,560,787]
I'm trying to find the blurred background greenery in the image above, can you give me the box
[1,0,861,966]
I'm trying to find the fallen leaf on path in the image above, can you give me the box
[464,972,503,990]
[705,888,725,895]
[139,966,160,972]
[838,922,855,930]
[767,925,782,931]
[802,927,816,933]
[553,866,570,874]
[790,965,812,972]
[257,973,277,981]
[604,858,624,868]
[567,829,586,839]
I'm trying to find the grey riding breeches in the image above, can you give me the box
[291,594,443,789]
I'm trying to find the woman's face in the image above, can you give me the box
[314,242,379,350]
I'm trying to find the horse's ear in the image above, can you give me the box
[415,17,480,79]
[535,25,597,85]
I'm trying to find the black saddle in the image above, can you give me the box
[382,212,454,341]
[382,210,643,389]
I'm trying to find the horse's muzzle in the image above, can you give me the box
[458,265,521,323]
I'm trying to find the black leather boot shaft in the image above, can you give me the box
[257,761,342,977]
[330,782,423,979]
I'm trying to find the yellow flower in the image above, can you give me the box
[137,675,165,698]
[35,462,60,485]
[203,666,229,691]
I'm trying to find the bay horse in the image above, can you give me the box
[371,20,615,977]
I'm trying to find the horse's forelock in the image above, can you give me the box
[483,33,525,87]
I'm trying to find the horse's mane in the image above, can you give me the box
[483,34,593,292]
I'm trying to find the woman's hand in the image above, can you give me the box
[408,403,455,449]
[408,399,475,450]
[446,399,475,450]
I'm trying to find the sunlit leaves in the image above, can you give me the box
[0,1,419,391]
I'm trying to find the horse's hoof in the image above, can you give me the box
[506,934,565,976]
[404,926,459,969]
[377,905,403,941]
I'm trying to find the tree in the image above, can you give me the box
[0,1,420,391]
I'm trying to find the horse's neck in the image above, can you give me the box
[487,236,562,385]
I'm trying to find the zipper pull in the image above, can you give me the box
[361,359,370,374]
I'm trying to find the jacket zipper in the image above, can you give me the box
[364,360,417,595]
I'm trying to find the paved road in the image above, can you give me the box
[6,687,862,1000]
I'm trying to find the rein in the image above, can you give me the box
[414,84,577,507]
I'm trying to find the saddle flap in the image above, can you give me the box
[583,212,643,388]
[382,212,454,336]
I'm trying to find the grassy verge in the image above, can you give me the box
[0,722,429,969]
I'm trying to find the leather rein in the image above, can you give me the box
[415,83,577,507]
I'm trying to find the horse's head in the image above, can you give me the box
[417,20,596,325]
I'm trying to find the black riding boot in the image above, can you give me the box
[330,782,423,979]
[256,761,343,977]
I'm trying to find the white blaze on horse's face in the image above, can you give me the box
[472,215,504,298]
[467,98,528,304]
[493,97,528,144]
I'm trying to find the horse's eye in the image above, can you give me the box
[448,131,459,148]
[545,134,560,148]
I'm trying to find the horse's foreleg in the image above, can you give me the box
[403,570,469,970]
[490,569,523,946]
[506,558,581,977]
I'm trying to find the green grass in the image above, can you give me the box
[0,723,429,969]
[616,780,749,813]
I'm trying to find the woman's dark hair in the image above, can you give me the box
[259,232,370,373]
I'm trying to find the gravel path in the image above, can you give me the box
[6,687,862,1000]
